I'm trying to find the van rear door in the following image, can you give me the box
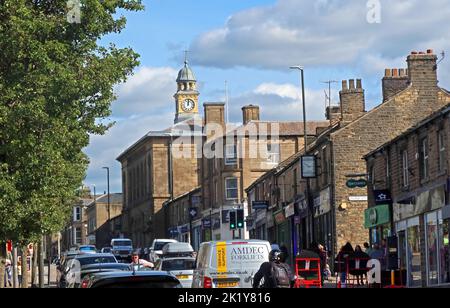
[210,241,270,288]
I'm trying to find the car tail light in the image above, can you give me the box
[81,279,89,289]
[203,276,213,288]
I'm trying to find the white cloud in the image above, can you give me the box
[84,65,178,192]
[189,0,450,72]
[112,66,178,117]
[228,82,332,123]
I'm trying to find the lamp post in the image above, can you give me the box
[290,66,315,246]
[102,167,111,240]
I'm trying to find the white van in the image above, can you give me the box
[192,240,271,288]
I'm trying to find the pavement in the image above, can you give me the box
[3,264,57,288]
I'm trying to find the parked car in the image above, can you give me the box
[111,238,133,262]
[192,240,271,288]
[78,245,97,254]
[80,271,182,288]
[66,263,130,288]
[149,239,178,262]
[154,257,196,288]
[161,242,194,258]
[101,247,112,254]
[57,251,81,288]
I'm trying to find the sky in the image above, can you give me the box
[83,0,450,194]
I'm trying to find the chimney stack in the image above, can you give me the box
[242,105,260,125]
[204,102,225,139]
[407,49,438,89]
[339,79,366,123]
[382,68,409,102]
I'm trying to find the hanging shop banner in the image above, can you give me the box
[273,209,286,225]
[284,202,296,218]
[314,187,330,217]
[374,190,392,205]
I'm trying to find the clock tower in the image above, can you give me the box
[174,58,200,123]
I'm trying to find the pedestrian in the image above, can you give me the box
[353,245,368,286]
[369,243,385,270]
[363,242,372,256]
[279,245,289,263]
[253,249,295,288]
[335,242,354,288]
[130,251,154,271]
[17,259,22,288]
[317,244,328,285]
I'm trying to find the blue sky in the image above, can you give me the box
[83,0,450,194]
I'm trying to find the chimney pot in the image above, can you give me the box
[385,69,392,77]
[349,79,355,89]
[356,79,362,89]
[392,69,399,77]
[419,51,426,55]
[399,69,405,77]
[427,49,434,54]
[342,80,348,90]
[411,51,418,55]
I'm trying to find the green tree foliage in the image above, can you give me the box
[0,0,143,245]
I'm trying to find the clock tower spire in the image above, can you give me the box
[174,53,199,123]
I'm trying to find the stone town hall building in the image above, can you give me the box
[117,60,203,248]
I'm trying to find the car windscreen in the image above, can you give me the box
[112,241,132,247]
[154,242,171,250]
[78,256,117,266]
[80,247,96,252]
[161,259,195,271]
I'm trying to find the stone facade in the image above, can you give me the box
[365,105,450,287]
[85,193,123,249]
[246,50,450,265]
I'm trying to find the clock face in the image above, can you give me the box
[182,99,195,112]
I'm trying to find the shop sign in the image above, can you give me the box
[266,212,275,228]
[364,204,390,229]
[273,210,286,225]
[374,190,392,205]
[202,218,211,229]
[346,179,368,188]
[252,200,269,210]
[284,202,296,218]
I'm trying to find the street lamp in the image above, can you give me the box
[290,66,315,245]
[102,167,111,243]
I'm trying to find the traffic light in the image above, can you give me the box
[229,211,237,230]
[236,209,244,229]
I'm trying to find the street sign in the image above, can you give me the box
[349,196,368,201]
[189,207,198,219]
[252,201,269,210]
[346,179,368,188]
[6,240,12,253]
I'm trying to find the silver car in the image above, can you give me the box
[155,257,196,288]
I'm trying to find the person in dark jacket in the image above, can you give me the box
[253,249,295,288]
[335,242,354,287]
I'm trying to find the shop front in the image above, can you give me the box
[295,196,309,251]
[313,187,332,252]
[364,204,392,245]
[191,220,202,251]
[394,184,449,287]
[274,209,292,266]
